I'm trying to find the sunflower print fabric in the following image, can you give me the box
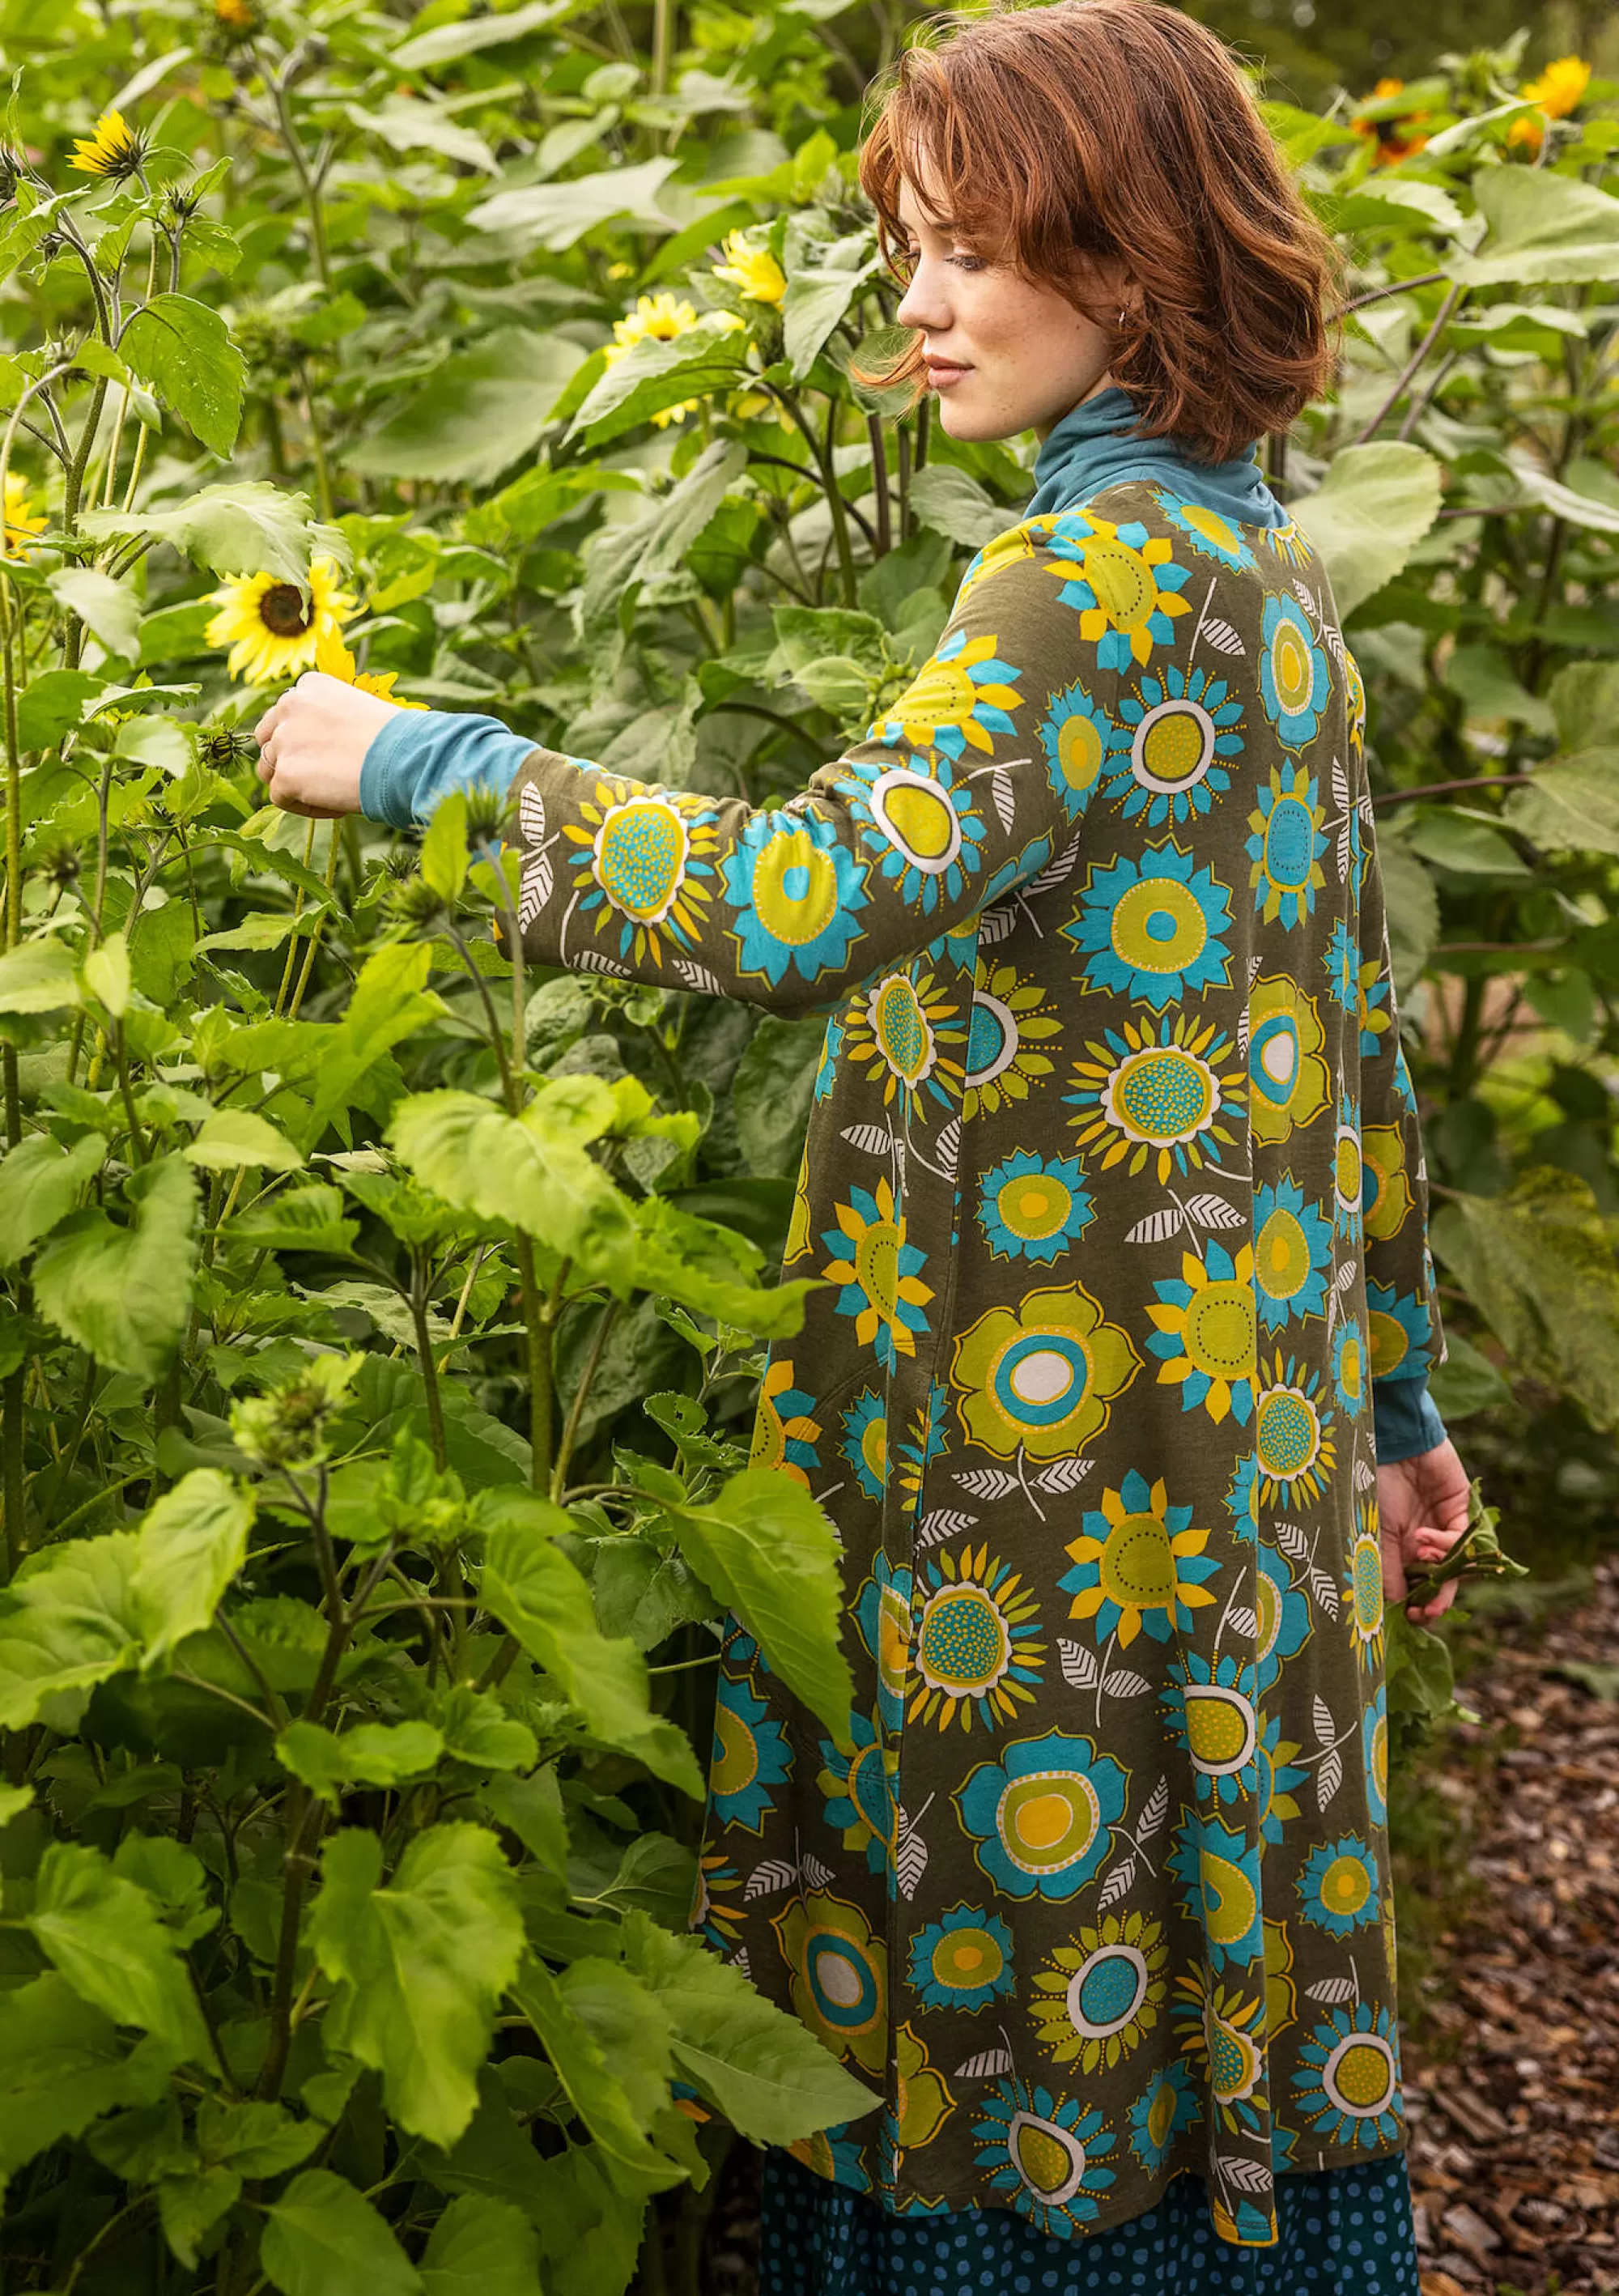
[507,481,1443,2251]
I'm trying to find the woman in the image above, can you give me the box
[254,3,1475,2287]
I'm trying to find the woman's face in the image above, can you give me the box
[893,161,1131,444]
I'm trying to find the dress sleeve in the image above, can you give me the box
[359,709,536,829]
[1355,779,1449,1457]
[495,550,1094,1018]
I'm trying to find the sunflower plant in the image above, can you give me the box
[0,5,1617,2290]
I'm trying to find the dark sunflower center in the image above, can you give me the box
[259,583,312,637]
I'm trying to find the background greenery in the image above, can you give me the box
[0,0,1615,2290]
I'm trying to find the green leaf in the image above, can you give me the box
[509,1954,686,2194]
[420,790,470,904]
[197,912,314,955]
[262,2170,423,2296]
[276,1720,445,1805]
[0,1130,107,1264]
[1504,751,1619,858]
[655,1467,853,1749]
[351,329,587,487]
[1405,810,1530,878]
[0,1532,142,1729]
[465,156,680,253]
[1450,164,1619,287]
[32,1154,199,1380]
[28,1843,207,2056]
[733,1014,824,1178]
[1426,1331,1512,1421]
[82,929,131,1018]
[389,1087,635,1288]
[565,312,749,449]
[623,1915,877,2145]
[1375,838,1438,997]
[121,293,246,458]
[1289,442,1444,616]
[434,1686,538,1773]
[780,221,881,381]
[308,1824,525,2149]
[633,1196,815,1337]
[16,668,104,750]
[47,566,142,660]
[79,481,317,586]
[580,439,747,633]
[1548,660,1619,752]
[196,2098,322,2177]
[0,1975,172,2198]
[184,1109,305,1171]
[478,1767,567,1877]
[478,1502,704,1796]
[392,0,574,67]
[1328,177,1466,239]
[906,465,1010,551]
[348,96,499,174]
[133,1468,254,1665]
[223,1183,359,1256]
[0,939,82,1014]
[156,2167,242,2269]
[419,2195,545,2296]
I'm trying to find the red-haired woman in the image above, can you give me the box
[257,3,1472,2287]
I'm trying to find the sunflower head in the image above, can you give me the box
[215,0,256,24]
[1508,53,1591,147]
[712,232,787,308]
[1349,76,1430,166]
[312,622,425,708]
[69,109,147,180]
[3,472,46,559]
[204,556,355,687]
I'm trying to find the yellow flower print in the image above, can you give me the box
[561,777,720,969]
[1065,1010,1244,1186]
[1030,1910,1167,2073]
[843,964,964,1120]
[749,1358,822,1488]
[773,1888,887,2073]
[951,1283,1139,1461]
[1060,1472,1218,1649]
[1264,1916,1296,2042]
[1247,973,1331,1144]
[869,628,1023,759]
[958,520,1047,607]
[1145,1241,1259,1425]
[1362,1122,1413,1241]
[1043,509,1194,670]
[962,959,1061,1122]
[821,1176,933,1371]
[891,2022,954,2148]
[1345,1496,1384,1674]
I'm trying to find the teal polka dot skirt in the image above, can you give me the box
[759,2147,1421,2295]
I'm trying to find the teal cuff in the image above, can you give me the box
[359,706,536,830]
[1370,1372,1447,1464]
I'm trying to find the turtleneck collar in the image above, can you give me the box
[1026,384,1288,530]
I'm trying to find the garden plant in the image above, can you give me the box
[0,2,1614,2290]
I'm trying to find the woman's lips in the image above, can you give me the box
[925,359,971,390]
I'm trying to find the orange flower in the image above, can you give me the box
[1349,77,1430,168]
[1507,55,1591,151]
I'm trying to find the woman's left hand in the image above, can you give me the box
[254,671,401,818]
[1377,1435,1472,1626]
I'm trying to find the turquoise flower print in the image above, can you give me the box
[817,1708,898,1880]
[836,750,987,914]
[1331,1314,1369,1421]
[1064,840,1234,1011]
[1128,2063,1201,2174]
[1160,1652,1261,1805]
[1298,1834,1380,1937]
[843,964,965,1121]
[820,1177,933,1372]
[853,1550,911,1732]
[1256,1713,1308,1843]
[841,1390,889,1504]
[955,1729,1128,1901]
[813,1013,843,1102]
[1363,1683,1390,1826]
[1254,1351,1337,1511]
[1366,1278,1434,1383]
[1358,960,1393,1058]
[1255,1538,1312,1694]
[976,1149,1094,1265]
[1104,665,1246,827]
[1167,1811,1264,1971]
[1145,1239,1260,1426]
[1171,1966,1268,2139]
[972,2079,1117,2235]
[1065,1012,1244,1187]
[1258,593,1331,750]
[709,1670,793,1833]
[1043,509,1194,671]
[1252,1173,1332,1332]
[927,837,1053,972]
[910,1542,1045,1733]
[907,1904,1016,2012]
[790,2120,873,2193]
[563,776,722,970]
[1322,917,1359,1013]
[1332,1092,1363,1244]
[1060,1469,1220,1649]
[1246,763,1327,928]
[721,806,868,989]
[895,1381,950,1516]
[1226,1448,1259,1533]
[1291,2003,1403,2152]
[1037,679,1128,823]
[1152,491,1258,573]
[868,625,1024,759]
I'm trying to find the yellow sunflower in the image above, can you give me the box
[712,231,786,308]
[1508,54,1591,149]
[602,291,742,429]
[69,108,147,179]
[3,471,46,559]
[313,623,425,708]
[205,558,356,687]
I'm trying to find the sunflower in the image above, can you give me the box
[1060,1469,1219,1649]
[205,558,356,687]
[1507,55,1591,151]
[1349,77,1430,168]
[2,471,46,559]
[601,291,742,428]
[69,108,147,179]
[313,623,426,708]
[712,230,786,307]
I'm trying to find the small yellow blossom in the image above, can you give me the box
[204,558,356,687]
[712,231,786,308]
[1349,77,1430,167]
[601,291,743,430]
[1508,54,1591,149]
[605,260,635,281]
[3,472,46,559]
[313,623,426,707]
[69,109,147,180]
[215,0,257,25]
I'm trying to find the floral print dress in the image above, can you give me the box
[505,480,1443,2253]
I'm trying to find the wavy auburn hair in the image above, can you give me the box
[856,0,1342,463]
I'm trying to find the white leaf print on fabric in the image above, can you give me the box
[1201,616,1246,656]
[954,2048,1013,2080]
[1058,1638,1100,1690]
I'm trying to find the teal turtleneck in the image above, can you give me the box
[1026,382,1290,530]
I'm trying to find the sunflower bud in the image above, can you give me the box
[463,781,514,847]
[386,874,452,930]
[40,842,79,892]
[198,724,259,772]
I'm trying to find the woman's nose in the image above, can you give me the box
[896,267,950,335]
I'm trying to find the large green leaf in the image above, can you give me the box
[261,2171,423,2296]
[733,1014,824,1178]
[579,439,747,631]
[1449,165,1619,287]
[478,1503,704,1796]
[391,0,574,68]
[276,1720,445,1805]
[0,1131,107,1265]
[564,313,750,449]
[0,939,81,1014]
[1432,1174,1619,1432]
[419,2195,546,2296]
[465,157,680,253]
[509,1954,686,2194]
[653,1467,853,1749]
[133,1469,255,1665]
[347,96,499,174]
[907,466,1012,551]
[351,330,587,487]
[308,1825,525,2150]
[632,1196,816,1337]
[0,1533,142,1729]
[46,567,142,660]
[1289,441,1444,616]
[28,1843,207,2056]
[79,482,318,585]
[32,1154,200,1380]
[623,1915,877,2145]
[1505,750,1619,858]
[117,294,245,458]
[183,1109,305,1172]
[0,1975,172,2203]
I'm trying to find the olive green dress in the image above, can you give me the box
[504,482,1443,2248]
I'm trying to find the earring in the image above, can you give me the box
[1117,306,1129,325]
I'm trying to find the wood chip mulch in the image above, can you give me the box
[1404,1554,1619,2296]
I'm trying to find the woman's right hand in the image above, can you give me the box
[1376,1436,1472,1626]
[254,670,402,818]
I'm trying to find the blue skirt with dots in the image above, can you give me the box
[757,2145,1421,2296]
